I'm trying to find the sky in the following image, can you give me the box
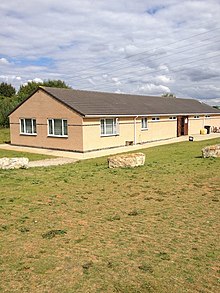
[0,0,220,105]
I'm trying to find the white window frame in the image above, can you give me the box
[20,118,37,135]
[169,116,177,120]
[205,115,210,118]
[100,118,119,136]
[47,119,68,137]
[194,115,200,119]
[141,117,148,130]
[152,117,160,121]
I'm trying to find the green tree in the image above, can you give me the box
[16,81,40,103]
[0,79,71,127]
[0,82,16,97]
[162,93,176,98]
[44,79,70,88]
[0,96,17,127]
[17,79,70,103]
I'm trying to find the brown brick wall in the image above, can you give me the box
[9,89,83,152]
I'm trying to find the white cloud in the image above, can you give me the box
[0,58,10,65]
[112,77,121,85]
[138,83,170,95]
[0,74,21,81]
[23,77,43,86]
[88,78,96,85]
[32,78,43,83]
[156,75,174,83]
[0,0,220,104]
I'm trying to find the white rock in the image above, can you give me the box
[108,153,145,168]
[0,157,29,170]
[202,145,220,158]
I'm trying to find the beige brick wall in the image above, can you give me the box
[188,116,204,134]
[83,116,177,152]
[188,115,220,134]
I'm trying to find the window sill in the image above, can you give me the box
[141,128,148,131]
[47,135,68,138]
[20,133,37,136]
[101,134,119,137]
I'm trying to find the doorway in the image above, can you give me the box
[177,116,188,137]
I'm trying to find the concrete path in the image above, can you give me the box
[0,133,219,162]
[28,157,78,168]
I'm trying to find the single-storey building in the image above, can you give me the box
[9,86,220,153]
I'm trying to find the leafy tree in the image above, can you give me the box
[0,79,71,127]
[17,79,71,103]
[0,82,16,97]
[44,79,70,88]
[162,93,176,98]
[16,81,41,103]
[0,96,17,127]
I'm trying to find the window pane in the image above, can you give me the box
[114,119,118,134]
[25,119,32,133]
[63,120,68,135]
[54,119,62,135]
[33,119,36,133]
[48,120,53,135]
[101,119,105,135]
[142,118,147,128]
[20,119,25,133]
[106,119,113,134]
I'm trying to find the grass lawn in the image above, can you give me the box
[0,127,10,144]
[0,128,53,161]
[0,137,219,292]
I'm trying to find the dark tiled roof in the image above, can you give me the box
[41,86,220,116]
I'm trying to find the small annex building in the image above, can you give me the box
[9,86,220,153]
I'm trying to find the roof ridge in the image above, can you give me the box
[41,86,179,99]
[40,86,220,104]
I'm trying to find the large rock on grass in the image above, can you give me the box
[202,145,220,158]
[108,153,145,168]
[0,157,29,170]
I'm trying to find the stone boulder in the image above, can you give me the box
[108,152,145,168]
[202,145,220,158]
[0,157,29,170]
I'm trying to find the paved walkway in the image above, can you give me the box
[28,157,78,168]
[0,133,219,163]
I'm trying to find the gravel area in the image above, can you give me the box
[28,157,78,168]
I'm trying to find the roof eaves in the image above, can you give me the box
[84,112,220,118]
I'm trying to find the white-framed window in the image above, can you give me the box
[141,117,148,129]
[48,119,68,137]
[152,117,160,121]
[205,115,210,118]
[194,115,200,119]
[100,118,119,136]
[169,116,176,120]
[20,118,37,135]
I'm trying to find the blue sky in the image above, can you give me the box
[0,0,220,105]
